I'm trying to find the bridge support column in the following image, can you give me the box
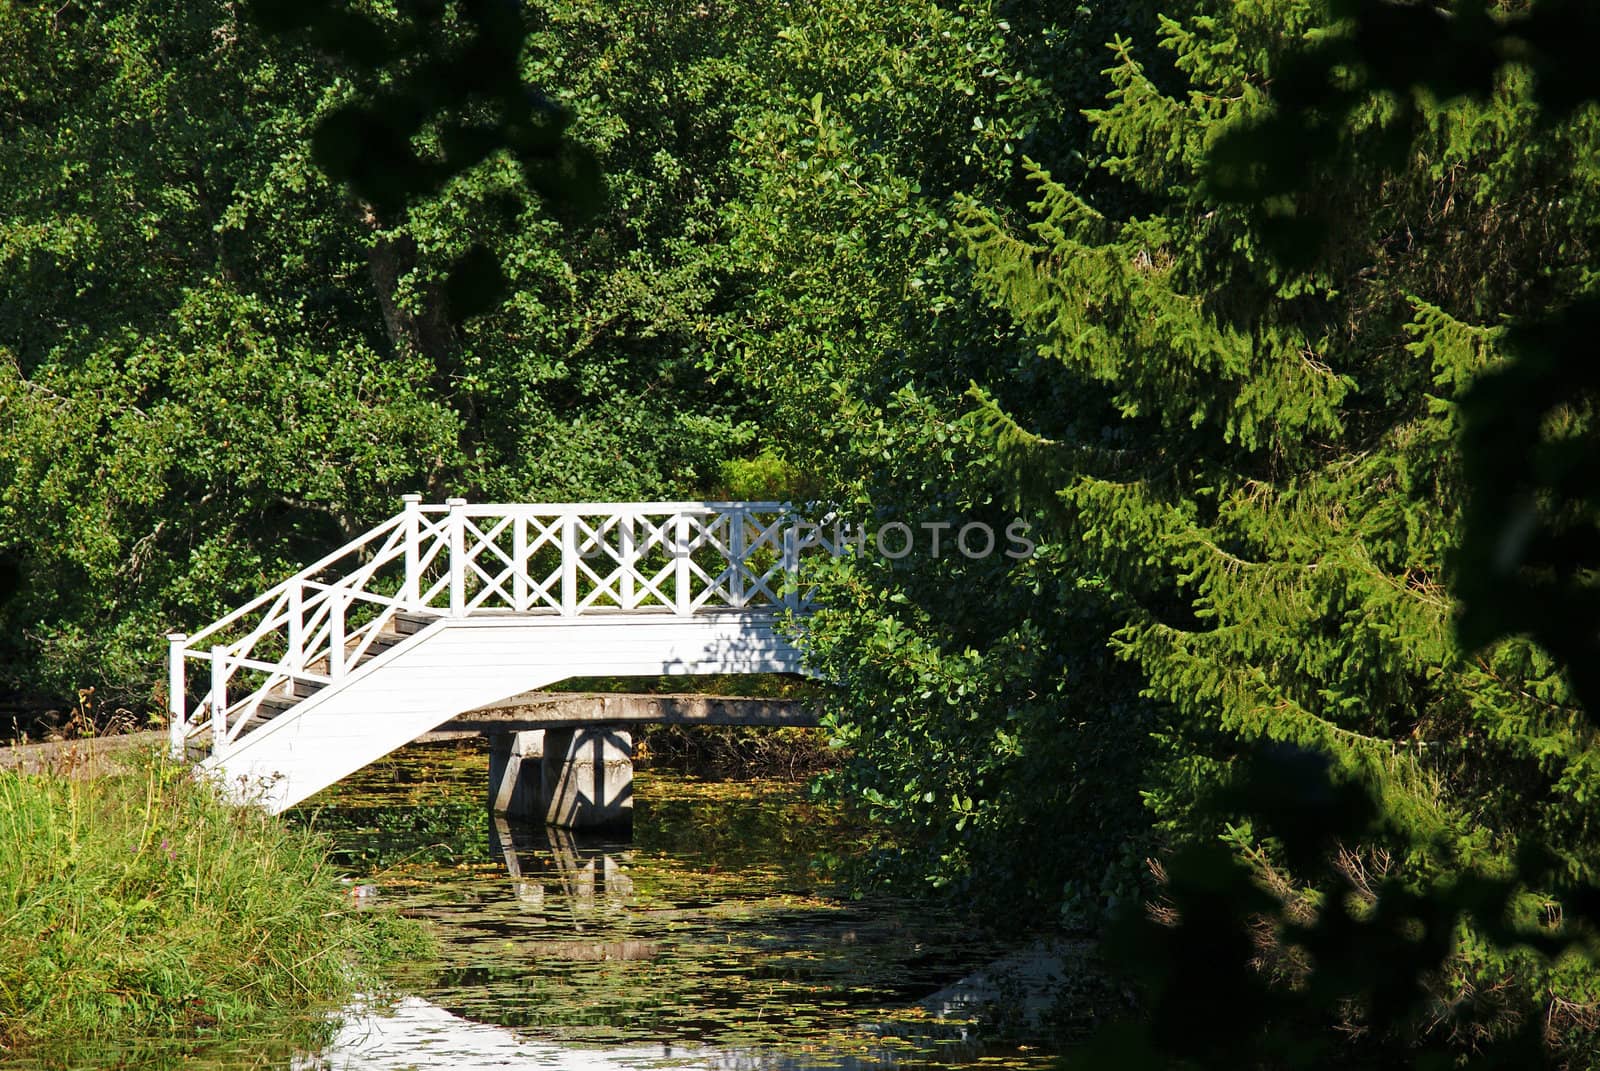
[488,730,545,820]
[540,726,633,830]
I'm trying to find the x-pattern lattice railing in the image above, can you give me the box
[168,497,819,758]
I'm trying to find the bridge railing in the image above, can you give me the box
[168,498,821,759]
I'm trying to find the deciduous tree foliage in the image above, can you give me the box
[0,1,462,703]
[721,0,1168,920]
[0,0,777,708]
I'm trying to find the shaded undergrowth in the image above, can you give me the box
[636,724,840,780]
[0,747,427,1058]
[550,673,824,700]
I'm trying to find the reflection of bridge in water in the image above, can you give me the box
[308,812,1044,1071]
[491,817,643,933]
[166,499,826,823]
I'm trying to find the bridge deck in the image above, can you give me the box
[446,691,816,734]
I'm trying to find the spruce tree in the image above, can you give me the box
[958,0,1600,1047]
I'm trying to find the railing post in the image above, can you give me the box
[286,581,304,695]
[167,632,187,759]
[620,513,636,611]
[402,492,422,606]
[513,514,528,613]
[561,514,578,616]
[448,497,467,618]
[330,589,346,677]
[728,506,746,608]
[210,646,228,752]
[783,515,799,612]
[674,513,692,615]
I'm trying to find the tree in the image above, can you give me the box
[0,1,462,706]
[954,0,1600,1058]
[720,0,1166,918]
[0,0,784,713]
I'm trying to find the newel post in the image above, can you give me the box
[448,497,468,617]
[620,513,637,611]
[401,493,423,606]
[782,515,800,612]
[330,589,346,677]
[560,513,578,616]
[286,581,304,692]
[167,632,187,759]
[210,645,228,749]
[512,513,529,613]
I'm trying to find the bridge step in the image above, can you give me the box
[302,628,408,677]
[286,678,323,700]
[255,693,299,717]
[240,690,317,732]
[392,610,437,636]
[238,627,412,732]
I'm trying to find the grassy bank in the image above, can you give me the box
[0,748,424,1055]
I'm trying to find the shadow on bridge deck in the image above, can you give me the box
[423,691,817,739]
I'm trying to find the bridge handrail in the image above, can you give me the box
[168,497,821,760]
[179,515,408,653]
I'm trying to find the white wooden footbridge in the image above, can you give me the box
[168,497,825,818]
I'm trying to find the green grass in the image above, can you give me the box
[0,747,427,1055]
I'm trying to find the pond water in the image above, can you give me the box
[10,740,1081,1070]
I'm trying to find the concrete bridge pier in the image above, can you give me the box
[542,727,633,831]
[487,730,545,820]
[489,725,633,831]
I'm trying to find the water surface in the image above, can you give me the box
[299,741,1067,1070]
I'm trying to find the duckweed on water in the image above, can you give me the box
[293,741,1077,1070]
